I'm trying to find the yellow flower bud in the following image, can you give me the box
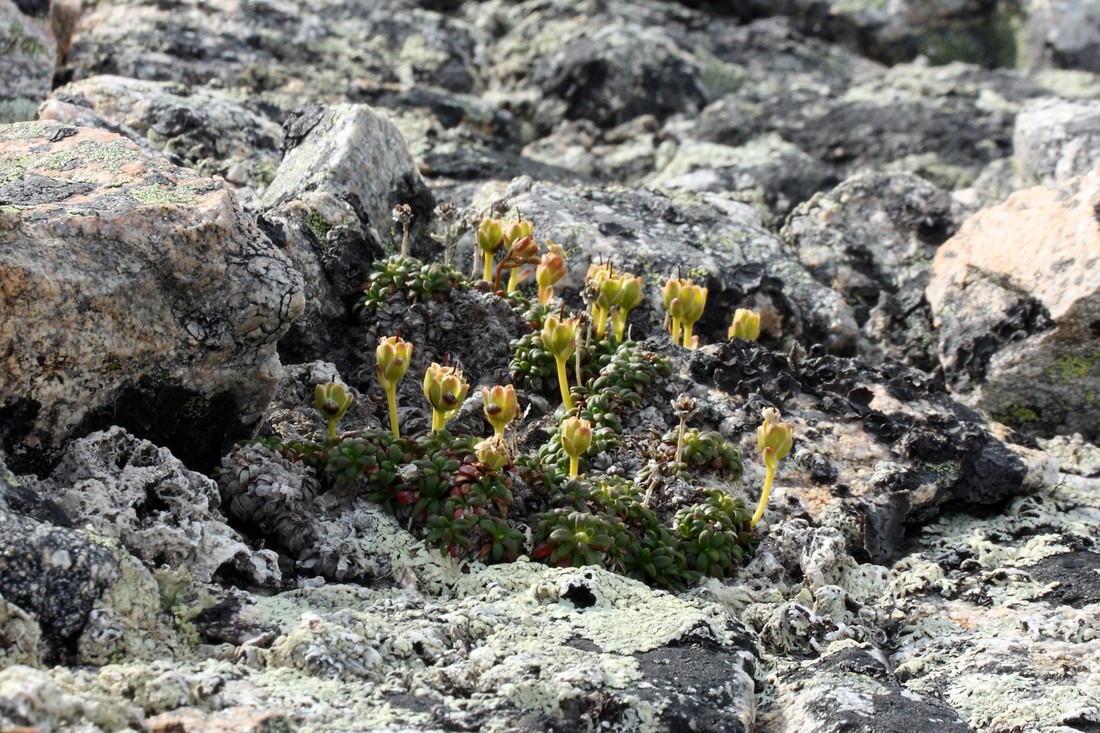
[477,218,505,255]
[541,314,578,362]
[536,247,567,304]
[503,218,533,246]
[423,362,469,430]
[617,275,645,312]
[729,308,762,341]
[375,335,413,389]
[314,380,353,441]
[560,416,593,474]
[482,384,519,436]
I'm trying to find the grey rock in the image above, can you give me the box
[0,121,304,473]
[40,426,281,586]
[1013,96,1100,185]
[258,191,384,369]
[647,135,839,224]
[62,0,483,105]
[261,103,437,259]
[782,170,964,370]
[733,0,1021,68]
[0,504,171,664]
[1022,0,1100,73]
[688,340,1036,563]
[0,0,56,124]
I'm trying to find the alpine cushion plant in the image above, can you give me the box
[752,406,794,527]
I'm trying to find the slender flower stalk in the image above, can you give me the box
[376,335,413,437]
[752,407,794,527]
[541,313,579,410]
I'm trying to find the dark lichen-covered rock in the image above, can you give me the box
[259,191,384,370]
[782,170,963,370]
[525,23,708,134]
[1021,0,1100,73]
[0,121,304,474]
[927,170,1100,440]
[689,339,1036,563]
[0,507,173,664]
[770,645,972,733]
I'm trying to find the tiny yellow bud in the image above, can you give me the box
[482,384,519,436]
[477,218,505,255]
[756,407,794,469]
[729,308,762,341]
[560,416,593,460]
[375,335,413,389]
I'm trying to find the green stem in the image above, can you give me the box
[751,466,775,527]
[327,419,338,443]
[611,310,626,342]
[593,307,609,339]
[386,387,400,437]
[569,455,580,478]
[683,321,695,348]
[482,255,494,284]
[432,410,446,433]
[555,357,574,410]
[670,317,682,346]
[507,267,520,293]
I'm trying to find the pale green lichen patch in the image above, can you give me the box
[43,138,141,176]
[130,183,200,206]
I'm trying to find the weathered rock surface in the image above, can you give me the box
[1013,96,1100,185]
[783,170,963,370]
[39,426,281,586]
[5,0,1100,731]
[0,0,56,124]
[0,120,304,472]
[927,169,1100,440]
[260,103,436,259]
[38,74,284,206]
[0,465,177,665]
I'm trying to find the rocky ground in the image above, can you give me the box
[2,0,1100,731]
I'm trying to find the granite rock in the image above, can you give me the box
[927,169,1100,440]
[0,121,304,473]
[38,74,284,206]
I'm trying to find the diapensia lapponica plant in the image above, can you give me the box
[245,206,795,589]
